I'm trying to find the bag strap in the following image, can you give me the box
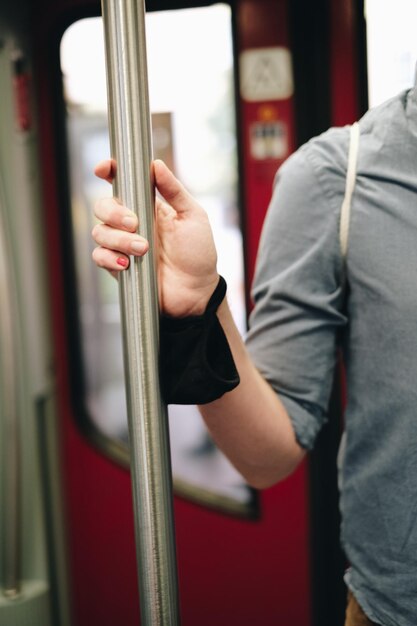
[339,122,360,260]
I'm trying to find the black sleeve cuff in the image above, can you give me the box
[159,276,240,404]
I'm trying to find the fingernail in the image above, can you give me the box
[122,216,137,229]
[117,257,128,267]
[131,240,146,254]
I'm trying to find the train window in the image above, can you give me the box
[60,6,258,517]
[366,0,417,107]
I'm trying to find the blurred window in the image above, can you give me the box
[366,0,417,107]
[61,5,258,517]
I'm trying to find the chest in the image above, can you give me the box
[348,172,417,315]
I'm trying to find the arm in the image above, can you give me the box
[92,159,304,488]
[200,298,305,488]
[92,147,346,489]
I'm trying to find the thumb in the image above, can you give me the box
[94,159,117,184]
[153,160,195,214]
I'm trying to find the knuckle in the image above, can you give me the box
[92,223,102,241]
[94,197,113,222]
[92,247,104,267]
[120,233,135,250]
[108,206,124,224]
[93,198,105,219]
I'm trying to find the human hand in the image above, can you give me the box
[92,159,219,317]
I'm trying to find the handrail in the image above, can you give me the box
[100,1,180,624]
[0,174,21,598]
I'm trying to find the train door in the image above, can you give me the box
[47,3,313,624]
[36,2,313,624]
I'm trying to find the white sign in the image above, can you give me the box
[240,47,294,102]
[250,122,288,160]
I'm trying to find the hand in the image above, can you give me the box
[92,159,219,317]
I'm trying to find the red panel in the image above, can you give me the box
[235,1,311,624]
[237,0,296,286]
[175,470,309,625]
[330,0,362,126]
[34,0,311,624]
[330,0,362,414]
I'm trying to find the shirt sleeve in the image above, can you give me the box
[245,142,348,450]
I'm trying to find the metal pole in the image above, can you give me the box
[100,1,180,624]
[0,175,20,598]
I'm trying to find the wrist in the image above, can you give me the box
[162,276,225,322]
[186,275,223,316]
[163,273,220,318]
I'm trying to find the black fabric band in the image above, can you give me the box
[159,276,240,404]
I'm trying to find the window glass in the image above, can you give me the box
[366,0,417,107]
[61,6,257,516]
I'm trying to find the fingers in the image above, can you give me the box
[93,195,149,273]
[153,159,196,215]
[95,158,196,217]
[92,223,149,257]
[92,247,130,272]
[92,159,193,277]
[94,159,117,184]
[94,197,138,232]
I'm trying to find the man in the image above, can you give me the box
[92,86,417,626]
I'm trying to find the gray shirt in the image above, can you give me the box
[246,88,417,626]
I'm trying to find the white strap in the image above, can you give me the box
[339,122,360,260]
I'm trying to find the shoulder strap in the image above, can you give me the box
[339,122,360,260]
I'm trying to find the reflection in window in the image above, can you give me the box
[61,6,257,516]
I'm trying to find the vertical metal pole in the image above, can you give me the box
[101,2,180,624]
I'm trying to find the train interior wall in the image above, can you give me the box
[0,2,71,625]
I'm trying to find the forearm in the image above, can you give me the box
[91,160,306,486]
[199,298,305,489]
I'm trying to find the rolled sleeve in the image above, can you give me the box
[246,138,348,450]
